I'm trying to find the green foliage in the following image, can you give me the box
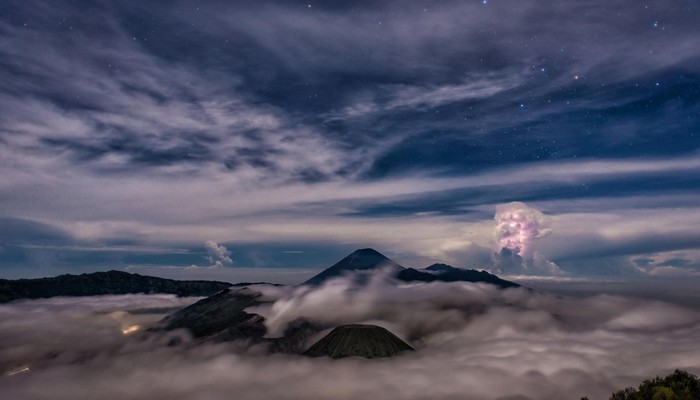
[608,370,700,400]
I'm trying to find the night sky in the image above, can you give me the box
[1,0,700,281]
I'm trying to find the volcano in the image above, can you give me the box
[303,324,414,359]
[303,248,404,285]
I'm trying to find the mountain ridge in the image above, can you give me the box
[0,270,232,303]
[304,248,519,289]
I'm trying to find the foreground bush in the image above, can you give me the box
[605,369,700,400]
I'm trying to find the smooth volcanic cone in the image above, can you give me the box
[303,324,415,359]
[303,248,404,285]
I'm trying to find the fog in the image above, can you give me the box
[2,276,700,400]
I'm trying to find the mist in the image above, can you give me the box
[2,276,700,400]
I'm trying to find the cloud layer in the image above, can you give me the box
[2,278,700,399]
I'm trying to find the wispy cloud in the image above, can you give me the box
[1,0,699,275]
[328,73,526,120]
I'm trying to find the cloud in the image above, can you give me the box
[0,7,361,185]
[203,241,233,268]
[328,72,526,120]
[492,202,559,275]
[531,209,700,275]
[494,202,548,260]
[2,278,700,399]
[0,294,199,374]
[647,266,700,277]
[1,0,700,275]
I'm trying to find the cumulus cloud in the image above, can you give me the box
[204,241,233,268]
[2,275,700,400]
[494,202,548,259]
[492,202,559,275]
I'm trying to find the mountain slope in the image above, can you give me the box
[161,287,321,352]
[303,324,414,359]
[0,270,232,303]
[161,287,264,339]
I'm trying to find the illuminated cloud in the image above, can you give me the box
[492,202,559,275]
[494,202,548,259]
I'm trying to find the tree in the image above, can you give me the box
[608,370,700,400]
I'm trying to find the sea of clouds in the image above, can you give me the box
[2,274,700,400]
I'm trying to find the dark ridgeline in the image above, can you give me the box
[397,263,520,288]
[0,248,520,358]
[0,270,231,303]
[0,248,517,304]
[303,324,415,359]
[304,248,519,289]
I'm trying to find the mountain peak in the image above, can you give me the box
[303,248,404,285]
[424,263,457,272]
[353,248,382,254]
[343,248,393,266]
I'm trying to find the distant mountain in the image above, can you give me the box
[303,324,414,359]
[0,270,232,303]
[424,263,455,272]
[303,248,404,285]
[303,248,519,289]
[397,264,520,289]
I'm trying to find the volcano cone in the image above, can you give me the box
[303,324,414,359]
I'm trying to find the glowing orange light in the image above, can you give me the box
[121,325,140,335]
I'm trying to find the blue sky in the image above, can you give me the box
[1,0,699,280]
